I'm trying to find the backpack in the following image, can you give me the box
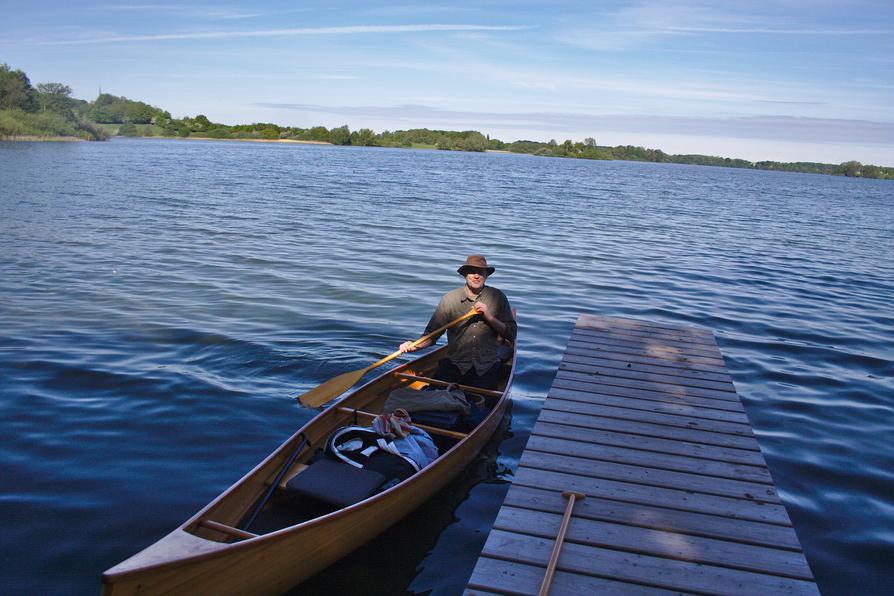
[325,426,420,478]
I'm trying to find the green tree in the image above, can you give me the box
[459,131,488,152]
[350,128,376,146]
[838,161,863,177]
[35,82,74,113]
[308,125,329,141]
[0,63,37,111]
[191,114,211,131]
[123,101,155,124]
[118,122,138,136]
[329,125,351,145]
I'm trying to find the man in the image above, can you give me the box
[400,255,516,390]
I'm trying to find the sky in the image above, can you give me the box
[2,0,893,165]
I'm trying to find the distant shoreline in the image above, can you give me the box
[170,136,332,145]
[4,132,891,180]
[2,134,334,145]
[3,135,82,142]
[3,134,514,153]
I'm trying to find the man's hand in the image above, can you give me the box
[400,337,432,353]
[473,300,493,322]
[474,301,507,336]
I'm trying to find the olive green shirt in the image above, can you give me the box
[424,285,516,375]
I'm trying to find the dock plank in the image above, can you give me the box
[525,434,773,484]
[513,467,791,525]
[465,556,683,596]
[566,337,728,369]
[569,330,726,360]
[493,506,813,579]
[555,368,741,402]
[547,387,752,423]
[502,485,804,550]
[537,408,763,451]
[577,316,719,345]
[550,376,747,412]
[519,450,781,504]
[542,398,756,436]
[479,530,819,596]
[533,421,767,466]
[466,315,817,595]
[577,314,716,337]
[560,350,734,384]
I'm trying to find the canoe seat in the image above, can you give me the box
[284,459,385,509]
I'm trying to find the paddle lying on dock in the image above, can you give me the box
[297,307,478,407]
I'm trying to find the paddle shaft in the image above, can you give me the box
[363,307,479,374]
[538,491,586,596]
[239,433,309,532]
[297,307,479,407]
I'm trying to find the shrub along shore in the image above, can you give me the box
[2,63,891,180]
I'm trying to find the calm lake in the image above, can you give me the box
[1,137,892,594]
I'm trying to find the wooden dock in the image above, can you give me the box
[466,314,819,595]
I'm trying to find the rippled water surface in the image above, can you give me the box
[1,138,892,594]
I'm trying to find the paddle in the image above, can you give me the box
[297,307,478,407]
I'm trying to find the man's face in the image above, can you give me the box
[465,268,488,292]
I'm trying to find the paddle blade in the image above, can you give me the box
[297,368,367,407]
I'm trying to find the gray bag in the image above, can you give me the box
[383,386,471,416]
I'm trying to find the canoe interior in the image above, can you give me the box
[187,345,512,541]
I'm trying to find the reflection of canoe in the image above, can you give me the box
[101,343,515,595]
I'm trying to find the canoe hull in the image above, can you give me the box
[102,346,513,595]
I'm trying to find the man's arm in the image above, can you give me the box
[400,298,448,353]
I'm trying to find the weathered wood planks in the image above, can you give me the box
[466,314,818,595]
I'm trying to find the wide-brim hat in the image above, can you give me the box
[457,254,495,276]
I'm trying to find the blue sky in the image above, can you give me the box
[3,1,893,165]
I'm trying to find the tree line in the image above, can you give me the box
[0,64,108,140]
[2,63,891,179]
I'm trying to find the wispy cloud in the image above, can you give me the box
[95,4,265,20]
[22,24,531,46]
[555,1,894,51]
[662,26,894,35]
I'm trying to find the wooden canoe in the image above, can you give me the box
[101,343,515,595]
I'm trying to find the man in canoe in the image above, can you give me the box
[399,255,516,389]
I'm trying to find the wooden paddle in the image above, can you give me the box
[297,307,478,407]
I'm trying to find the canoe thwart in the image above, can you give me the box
[394,373,503,398]
[336,407,469,440]
[198,520,258,541]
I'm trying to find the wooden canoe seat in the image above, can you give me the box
[284,458,386,509]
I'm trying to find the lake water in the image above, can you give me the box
[1,138,892,595]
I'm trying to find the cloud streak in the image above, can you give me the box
[662,26,894,35]
[23,24,530,46]
[95,4,265,20]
